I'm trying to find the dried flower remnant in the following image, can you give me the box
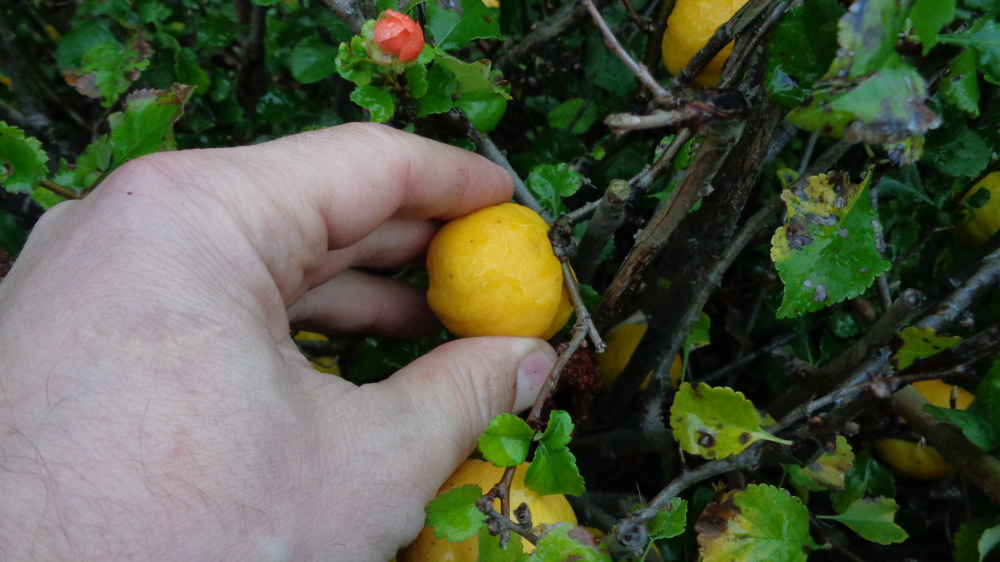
[374,10,424,62]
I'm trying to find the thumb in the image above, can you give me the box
[372,337,556,477]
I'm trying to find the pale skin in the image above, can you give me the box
[0,124,557,561]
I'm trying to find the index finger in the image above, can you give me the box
[91,123,514,303]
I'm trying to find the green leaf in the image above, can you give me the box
[525,410,585,496]
[108,85,192,169]
[786,55,939,143]
[970,359,1000,448]
[955,518,1000,562]
[425,484,488,542]
[829,310,864,338]
[911,0,955,54]
[764,0,844,109]
[827,0,912,80]
[784,435,855,492]
[416,64,458,116]
[56,20,118,72]
[670,383,791,459]
[584,33,636,98]
[425,0,502,51]
[939,18,1000,85]
[73,39,152,107]
[818,497,908,545]
[698,484,818,562]
[405,63,429,99]
[770,171,891,318]
[0,123,48,194]
[30,188,65,210]
[174,47,211,94]
[889,326,962,370]
[925,405,997,451]
[454,90,507,132]
[288,36,340,84]
[349,85,396,123]
[830,448,896,514]
[647,498,688,540]
[547,99,601,134]
[529,523,611,562]
[478,413,534,467]
[433,51,497,95]
[923,124,991,177]
[876,165,931,204]
[980,526,1000,561]
[940,49,981,116]
[480,530,529,562]
[681,312,711,383]
[525,164,585,215]
[684,312,711,352]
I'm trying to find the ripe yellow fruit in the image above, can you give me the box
[954,172,1000,247]
[874,379,975,480]
[398,460,578,561]
[427,203,573,339]
[597,319,682,393]
[482,0,499,7]
[660,0,749,87]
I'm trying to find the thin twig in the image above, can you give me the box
[797,133,819,176]
[528,328,588,424]
[810,517,868,562]
[573,179,631,284]
[698,331,797,384]
[596,119,745,322]
[673,0,773,86]
[631,441,763,521]
[566,199,603,223]
[38,180,80,200]
[476,496,540,545]
[620,0,651,33]
[891,385,1000,507]
[450,110,548,219]
[497,0,615,73]
[768,288,925,419]
[582,0,673,104]
[604,99,741,135]
[627,128,694,197]
[718,0,791,88]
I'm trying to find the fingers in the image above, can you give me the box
[360,338,556,482]
[287,269,439,338]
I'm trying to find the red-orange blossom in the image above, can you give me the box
[374,9,424,62]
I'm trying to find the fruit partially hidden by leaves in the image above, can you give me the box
[874,379,975,480]
[397,460,578,561]
[292,331,341,375]
[374,9,424,62]
[954,171,1000,247]
[427,203,573,338]
[597,318,682,392]
[660,0,750,87]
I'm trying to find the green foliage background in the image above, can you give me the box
[2,0,1000,559]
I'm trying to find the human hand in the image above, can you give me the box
[0,124,557,561]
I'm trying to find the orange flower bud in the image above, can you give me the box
[374,9,425,62]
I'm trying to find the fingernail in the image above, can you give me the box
[514,349,556,412]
